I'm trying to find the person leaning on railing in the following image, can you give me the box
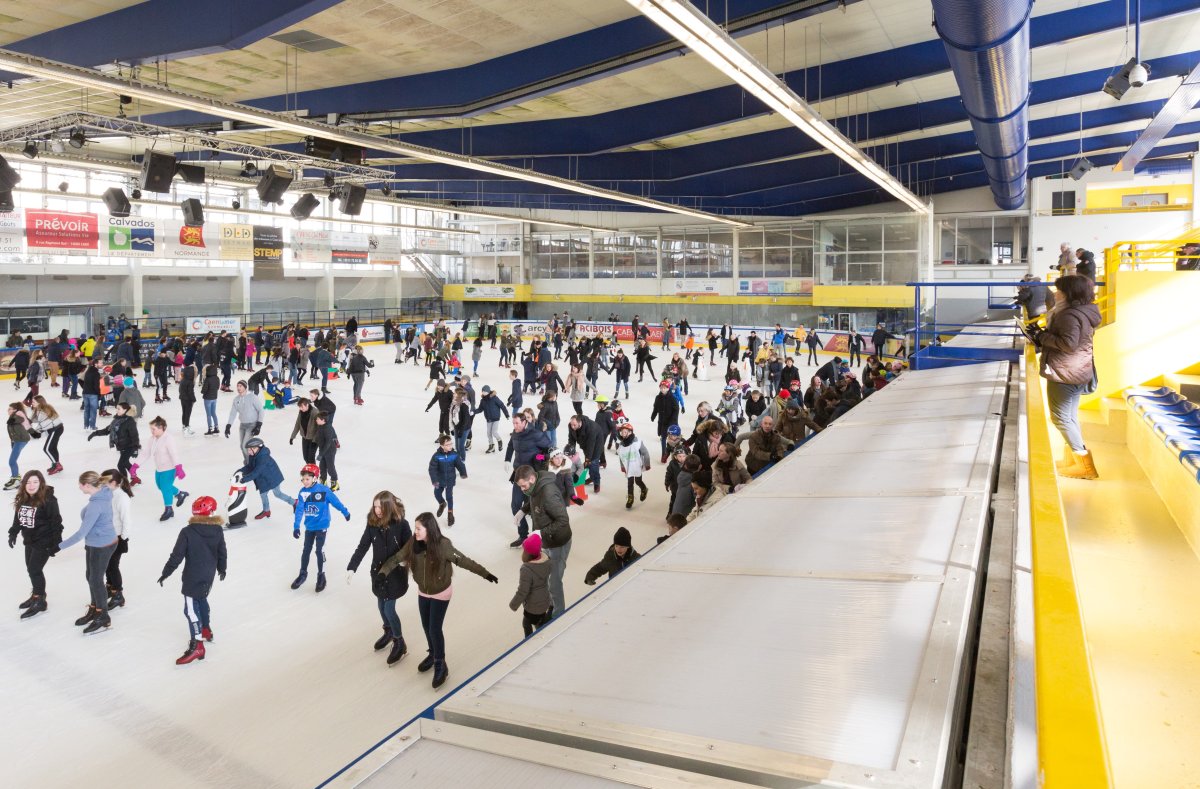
[1036,274,1101,480]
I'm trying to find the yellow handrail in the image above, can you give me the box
[1024,346,1113,787]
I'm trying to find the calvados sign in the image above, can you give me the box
[24,209,98,253]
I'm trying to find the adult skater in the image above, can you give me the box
[86,402,140,483]
[178,363,197,436]
[509,533,552,637]
[289,397,319,464]
[292,463,351,592]
[102,469,133,611]
[610,349,631,399]
[309,388,337,425]
[425,380,453,435]
[377,511,498,689]
[147,417,188,522]
[566,413,604,493]
[5,402,32,490]
[224,380,264,463]
[158,495,227,665]
[8,470,63,619]
[346,491,412,666]
[504,412,551,547]
[347,346,372,405]
[201,364,220,435]
[584,526,641,585]
[650,380,681,463]
[514,465,572,620]
[58,471,117,634]
[237,437,293,520]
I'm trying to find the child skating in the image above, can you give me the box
[158,495,227,665]
[428,434,467,527]
[292,464,350,592]
[615,421,651,509]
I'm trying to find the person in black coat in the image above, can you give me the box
[634,340,657,382]
[650,380,680,462]
[425,381,454,434]
[8,471,63,618]
[158,496,227,665]
[848,331,865,366]
[805,329,822,365]
[87,402,140,481]
[178,364,197,435]
[779,357,802,391]
[201,364,220,435]
[584,527,641,585]
[871,324,892,359]
[610,350,631,399]
[567,413,605,493]
[347,491,412,664]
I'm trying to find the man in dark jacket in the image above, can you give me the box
[516,466,572,618]
[610,350,631,398]
[1074,248,1097,281]
[567,413,605,492]
[634,340,656,382]
[805,328,822,365]
[159,495,228,665]
[425,380,454,434]
[236,439,293,520]
[736,415,794,475]
[779,357,801,391]
[650,379,680,462]
[1015,275,1050,319]
[871,324,892,359]
[815,356,844,386]
[504,413,552,545]
[584,527,641,585]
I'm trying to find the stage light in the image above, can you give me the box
[290,192,320,220]
[68,127,86,149]
[22,141,38,159]
[240,161,259,178]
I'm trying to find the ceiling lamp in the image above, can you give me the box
[623,0,928,213]
[240,161,259,178]
[68,127,86,149]
[21,140,38,159]
[323,172,336,188]
[380,184,392,197]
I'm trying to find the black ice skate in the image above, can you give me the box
[315,572,327,593]
[290,571,308,590]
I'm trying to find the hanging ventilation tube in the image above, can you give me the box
[932,0,1032,209]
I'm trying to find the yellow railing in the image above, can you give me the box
[1024,346,1113,787]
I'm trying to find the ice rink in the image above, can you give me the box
[0,338,748,788]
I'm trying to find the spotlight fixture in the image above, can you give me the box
[231,199,241,210]
[380,184,392,197]
[323,172,336,188]
[240,161,259,178]
[1068,158,1094,181]
[0,190,13,212]
[21,140,38,159]
[130,188,142,200]
[50,139,65,154]
[57,181,69,193]
[68,127,86,149]
[1103,58,1150,101]
[290,192,320,221]
[118,94,132,105]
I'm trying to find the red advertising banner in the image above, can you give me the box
[24,209,99,253]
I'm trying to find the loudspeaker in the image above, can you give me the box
[0,154,21,190]
[333,183,366,216]
[1068,158,1094,181]
[0,190,13,213]
[255,165,293,204]
[103,187,131,218]
[181,198,204,227]
[140,150,177,193]
[290,192,320,220]
[175,163,206,185]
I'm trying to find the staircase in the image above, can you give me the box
[407,253,446,297]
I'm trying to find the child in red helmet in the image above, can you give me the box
[158,495,227,666]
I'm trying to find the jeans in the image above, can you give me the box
[511,483,528,538]
[378,596,403,638]
[1046,380,1088,452]
[25,544,51,596]
[352,372,364,400]
[586,456,601,491]
[85,542,118,610]
[547,428,557,448]
[204,399,218,431]
[184,595,210,640]
[613,378,629,398]
[65,374,79,398]
[454,431,468,459]
[105,537,128,591]
[238,424,255,463]
[155,468,181,507]
[418,595,450,662]
[434,484,455,512]
[83,394,99,430]
[259,485,294,512]
[545,539,572,618]
[300,529,327,573]
[8,440,27,477]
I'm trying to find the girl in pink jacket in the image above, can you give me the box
[148,416,189,521]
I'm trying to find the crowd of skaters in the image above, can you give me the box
[5,309,906,688]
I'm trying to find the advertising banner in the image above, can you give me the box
[414,234,458,253]
[164,221,214,260]
[736,277,814,296]
[187,316,241,335]
[0,212,22,256]
[105,216,160,258]
[331,231,369,264]
[462,284,517,300]
[671,278,722,295]
[292,229,332,264]
[368,233,402,265]
[253,225,285,279]
[219,223,254,261]
[25,209,98,254]
[357,325,386,342]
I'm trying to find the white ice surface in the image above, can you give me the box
[0,339,760,788]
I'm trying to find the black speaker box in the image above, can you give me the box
[334,184,366,216]
[256,165,293,204]
[181,198,204,227]
[140,151,177,193]
[175,163,206,184]
[103,187,131,217]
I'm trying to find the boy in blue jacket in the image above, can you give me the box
[291,463,350,592]
[474,385,510,454]
[236,438,295,521]
[429,434,468,527]
[506,369,523,412]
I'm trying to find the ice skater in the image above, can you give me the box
[224,380,264,464]
[377,512,497,690]
[429,434,466,527]
[147,416,189,522]
[615,422,651,509]
[158,495,227,665]
[346,491,412,666]
[473,385,509,454]
[509,533,552,637]
[236,437,294,520]
[58,471,117,634]
[292,463,350,592]
[7,470,63,619]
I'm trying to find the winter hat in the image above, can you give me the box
[778,390,790,399]
[124,376,135,387]
[522,533,542,555]
[667,424,682,436]
[613,527,632,548]
[481,385,492,394]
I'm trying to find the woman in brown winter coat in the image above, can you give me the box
[1038,275,1102,479]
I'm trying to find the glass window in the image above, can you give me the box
[738,247,764,278]
[764,248,791,277]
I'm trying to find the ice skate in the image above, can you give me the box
[2,476,18,491]
[417,652,435,673]
[159,507,173,522]
[48,463,63,475]
[290,571,308,590]
[18,592,35,610]
[75,605,98,626]
[254,510,271,520]
[315,572,327,593]
[625,494,634,509]
[83,611,111,634]
[201,626,214,642]
[509,537,524,548]
[436,502,446,517]
[330,481,340,492]
[20,595,46,620]
[175,490,189,507]
[496,439,503,452]
[176,640,205,664]
[640,486,648,502]
[485,443,495,454]
[373,626,392,651]
[447,510,455,527]
[432,660,450,689]
[183,426,195,436]
[386,638,408,666]
[106,590,125,610]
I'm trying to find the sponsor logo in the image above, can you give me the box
[179,225,206,248]
[221,225,252,240]
[109,225,155,252]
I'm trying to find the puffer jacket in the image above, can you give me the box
[1039,302,1101,385]
[520,471,572,548]
[348,518,412,600]
[380,536,491,596]
[8,488,63,553]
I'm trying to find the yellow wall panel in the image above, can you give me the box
[811,284,915,308]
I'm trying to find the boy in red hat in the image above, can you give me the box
[158,495,227,665]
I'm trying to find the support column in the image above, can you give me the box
[1192,153,1200,227]
[120,260,143,318]
[230,262,252,315]
[317,264,335,311]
